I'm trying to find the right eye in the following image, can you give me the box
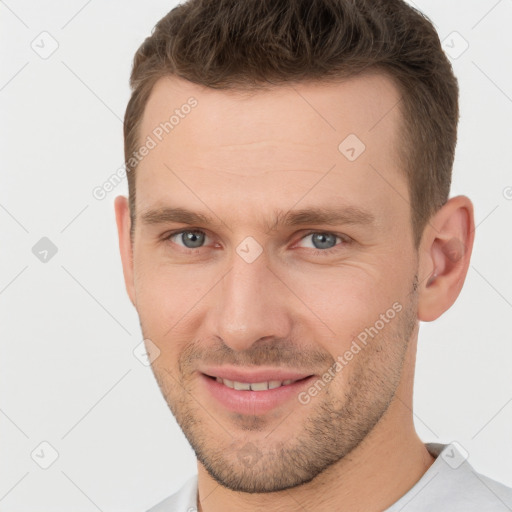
[165,229,212,250]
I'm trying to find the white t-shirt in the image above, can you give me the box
[147,443,512,511]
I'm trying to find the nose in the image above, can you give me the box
[206,249,293,352]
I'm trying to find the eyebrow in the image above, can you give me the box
[139,205,375,231]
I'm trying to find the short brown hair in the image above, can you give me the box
[124,0,459,248]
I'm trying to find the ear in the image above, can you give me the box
[417,195,475,322]
[114,195,136,308]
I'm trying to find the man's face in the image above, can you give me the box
[119,73,422,492]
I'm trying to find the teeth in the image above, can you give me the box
[250,381,269,391]
[214,377,298,391]
[234,381,251,390]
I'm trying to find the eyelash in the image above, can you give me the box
[161,229,351,256]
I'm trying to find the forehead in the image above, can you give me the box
[134,72,407,229]
[140,72,403,163]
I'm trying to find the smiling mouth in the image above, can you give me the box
[203,374,312,391]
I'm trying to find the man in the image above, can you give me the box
[114,0,512,510]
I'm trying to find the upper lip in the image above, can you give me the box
[200,366,314,383]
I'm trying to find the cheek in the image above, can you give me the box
[284,261,412,356]
[133,257,216,348]
[288,263,398,320]
[134,273,188,378]
[133,262,180,336]
[134,267,171,324]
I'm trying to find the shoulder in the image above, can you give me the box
[466,471,512,510]
[387,443,512,511]
[146,474,198,512]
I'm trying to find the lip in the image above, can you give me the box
[199,369,316,415]
[199,366,312,383]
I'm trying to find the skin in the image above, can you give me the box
[115,72,475,511]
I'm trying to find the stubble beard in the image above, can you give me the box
[148,277,419,493]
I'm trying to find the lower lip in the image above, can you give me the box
[200,373,316,415]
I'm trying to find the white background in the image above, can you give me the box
[1,1,511,510]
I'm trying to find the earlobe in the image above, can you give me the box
[114,195,136,308]
[417,195,475,322]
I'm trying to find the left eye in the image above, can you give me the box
[295,232,342,251]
